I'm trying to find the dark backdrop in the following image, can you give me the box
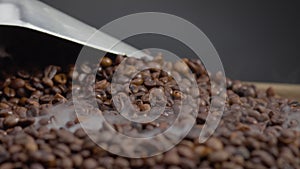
[38,1,300,84]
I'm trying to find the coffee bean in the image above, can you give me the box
[44,65,59,79]
[4,87,15,97]
[0,102,10,109]
[140,103,151,111]
[177,145,194,159]
[266,87,275,97]
[71,154,83,167]
[17,70,30,79]
[39,95,53,103]
[172,90,182,99]
[54,73,67,84]
[206,137,224,150]
[174,61,189,73]
[24,83,36,92]
[57,129,75,143]
[252,150,275,167]
[80,63,92,74]
[18,118,35,128]
[114,157,129,168]
[3,115,19,128]
[61,158,73,168]
[100,57,112,67]
[42,77,53,87]
[131,78,144,85]
[10,78,25,89]
[82,158,98,169]
[0,146,10,163]
[0,110,12,117]
[164,149,180,165]
[0,163,14,169]
[208,150,230,162]
[30,163,44,169]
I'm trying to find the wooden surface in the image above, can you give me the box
[244,82,300,101]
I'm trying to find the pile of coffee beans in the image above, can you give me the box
[0,53,299,169]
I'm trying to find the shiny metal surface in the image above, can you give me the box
[0,0,149,58]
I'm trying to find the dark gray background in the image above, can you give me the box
[40,1,300,84]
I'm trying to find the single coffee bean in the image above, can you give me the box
[18,118,35,128]
[131,78,144,85]
[3,115,19,128]
[3,87,16,97]
[164,149,180,165]
[24,83,36,92]
[82,158,98,169]
[17,70,30,79]
[44,65,60,79]
[114,157,130,168]
[0,163,14,169]
[10,78,25,89]
[0,102,10,109]
[115,55,124,64]
[172,90,182,99]
[42,77,53,87]
[71,154,83,167]
[140,104,151,112]
[266,87,275,97]
[177,145,194,159]
[101,57,112,67]
[206,137,224,151]
[30,163,44,169]
[54,73,67,84]
[80,63,92,74]
[209,150,230,162]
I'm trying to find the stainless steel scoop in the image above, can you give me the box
[0,0,148,58]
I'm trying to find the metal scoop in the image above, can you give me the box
[0,0,148,58]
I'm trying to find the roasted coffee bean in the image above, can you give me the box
[131,78,144,85]
[54,73,67,84]
[208,150,230,162]
[3,87,15,97]
[140,103,151,111]
[17,70,30,79]
[0,102,10,109]
[71,154,83,167]
[0,163,14,169]
[44,65,59,79]
[10,78,25,89]
[24,83,36,92]
[164,149,180,165]
[174,61,189,73]
[82,158,98,169]
[206,137,224,150]
[3,115,19,128]
[100,57,112,67]
[95,79,108,89]
[18,118,35,128]
[30,163,44,169]
[42,77,53,87]
[114,157,130,168]
[39,95,53,103]
[80,63,92,74]
[266,87,275,97]
[177,145,194,159]
[114,55,124,65]
[172,90,182,99]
